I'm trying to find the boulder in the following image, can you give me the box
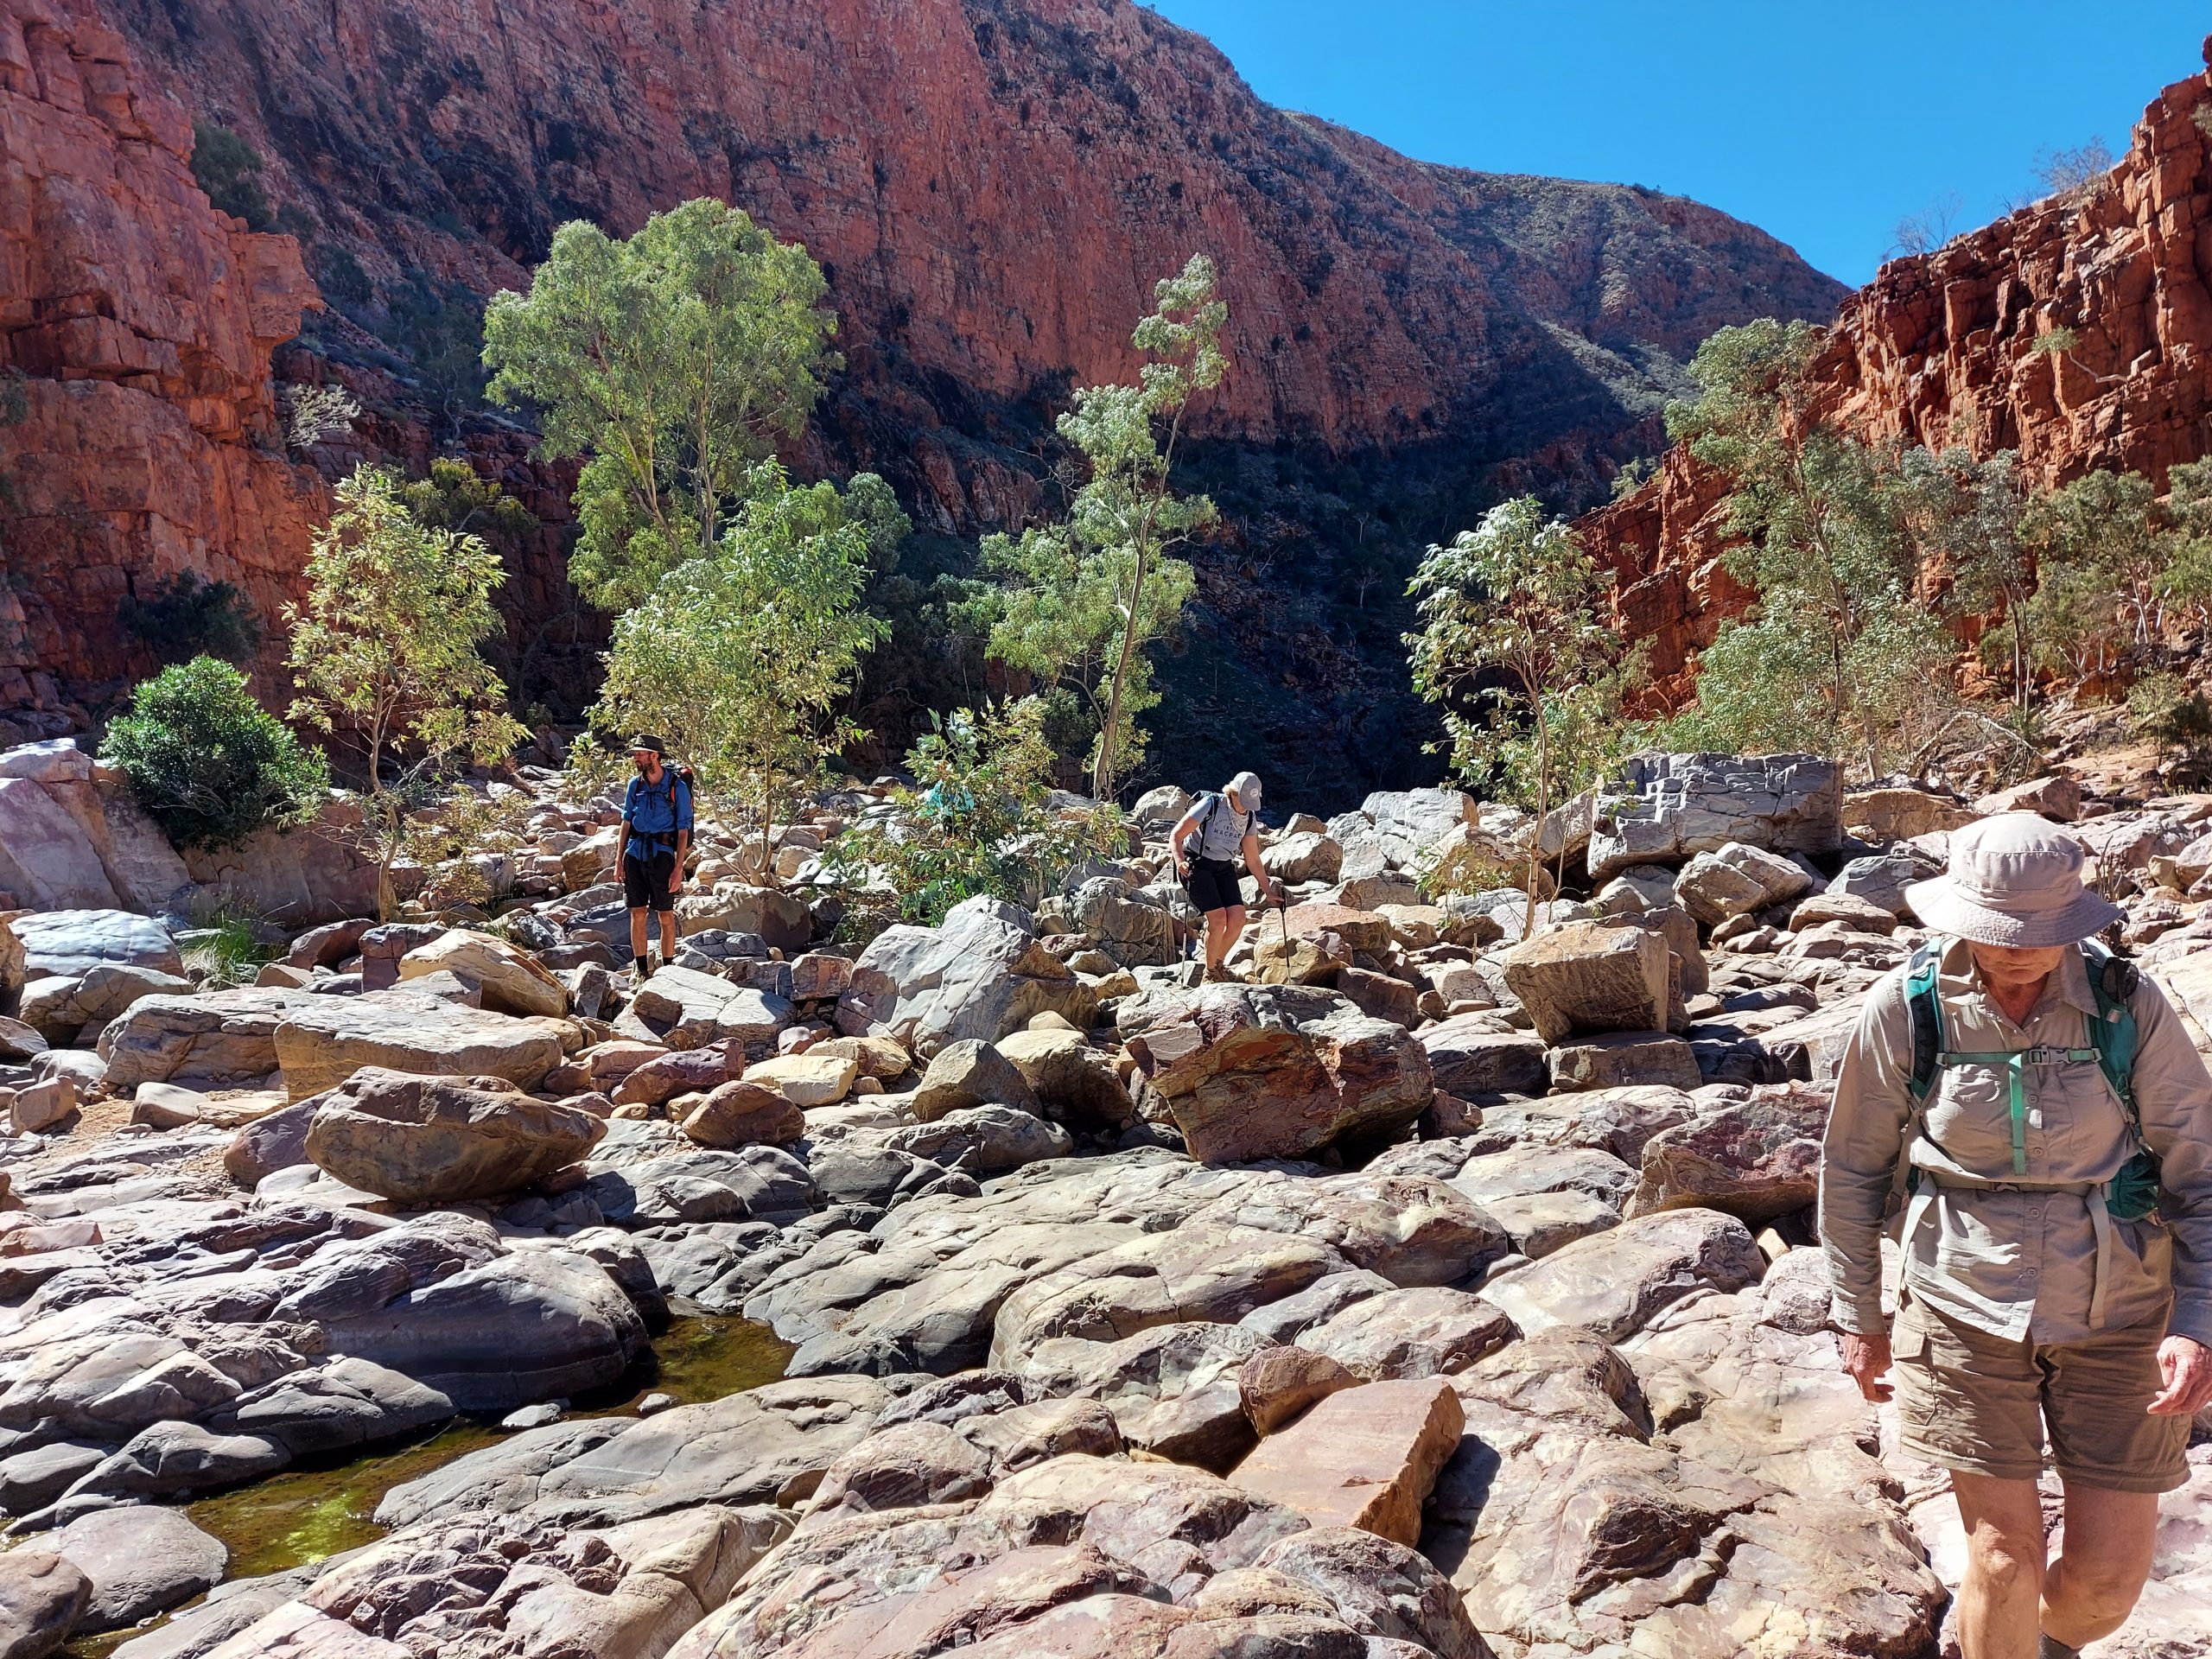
[18,962,190,1042]
[912,1038,1041,1121]
[1297,1287,1517,1380]
[397,930,567,1018]
[1057,878,1179,969]
[1587,754,1842,880]
[99,986,321,1091]
[1418,1017,1547,1098]
[742,1052,857,1107]
[0,1549,90,1659]
[1262,831,1343,885]
[273,982,573,1100]
[304,1068,607,1205]
[1281,901,1391,956]
[995,1027,1134,1130]
[10,1075,75,1133]
[54,1506,226,1631]
[10,910,181,979]
[0,779,122,910]
[1785,891,1899,936]
[625,967,791,1052]
[880,1103,1074,1173]
[675,883,812,952]
[680,1080,805,1148]
[1975,774,2081,821]
[1673,842,1811,925]
[1825,854,1925,918]
[1843,785,1975,841]
[226,1097,321,1186]
[1481,1207,1764,1341]
[180,804,384,926]
[1128,984,1434,1164]
[1548,1032,1703,1093]
[1500,921,1669,1044]
[837,897,1095,1059]
[1624,1083,1828,1223]
[1230,1376,1463,1547]
[1132,785,1194,829]
[1361,788,1479,872]
[1237,1345,1361,1435]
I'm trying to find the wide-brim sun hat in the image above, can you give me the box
[1902,810,2123,948]
[631,734,665,757]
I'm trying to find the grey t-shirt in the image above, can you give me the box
[1190,792,1252,861]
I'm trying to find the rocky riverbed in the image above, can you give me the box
[0,742,2207,1657]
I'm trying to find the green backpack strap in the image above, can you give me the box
[2081,938,2162,1220]
[1904,938,1947,1103]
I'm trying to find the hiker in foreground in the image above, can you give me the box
[1820,814,2212,1659]
[620,734,692,978]
[1170,772,1284,982]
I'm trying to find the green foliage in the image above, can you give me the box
[825,698,1128,938]
[117,571,264,665]
[285,467,527,918]
[180,896,280,990]
[1406,496,1637,920]
[984,255,1226,799]
[1661,320,1957,772]
[2031,325,2080,358]
[277,383,359,453]
[2018,468,2171,682]
[482,200,840,611]
[1609,455,1658,500]
[590,467,899,862]
[190,122,275,231]
[2127,670,2212,766]
[391,276,490,429]
[1903,448,2036,714]
[397,785,535,912]
[100,656,327,851]
[395,459,539,556]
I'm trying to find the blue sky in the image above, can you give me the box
[1144,1,2208,286]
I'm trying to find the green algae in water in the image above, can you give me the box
[184,1316,793,1584]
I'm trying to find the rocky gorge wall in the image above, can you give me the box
[1578,54,2212,694]
[3,0,1845,798]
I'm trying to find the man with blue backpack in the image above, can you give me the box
[620,734,693,978]
[1821,813,2212,1659]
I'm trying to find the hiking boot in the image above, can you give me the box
[2038,1638,2084,1659]
[1204,964,1243,984]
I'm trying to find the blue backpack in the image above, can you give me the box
[1902,936,2160,1219]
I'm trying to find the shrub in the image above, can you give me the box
[101,657,328,850]
[825,698,1127,939]
[190,122,275,231]
[179,894,278,989]
[2128,671,2212,769]
[118,571,264,664]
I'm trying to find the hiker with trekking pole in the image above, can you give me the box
[1819,814,2212,1659]
[1170,772,1284,983]
[620,734,693,979]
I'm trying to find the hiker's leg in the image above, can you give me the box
[1952,1471,2048,1659]
[2042,1482,2158,1647]
[1219,905,1247,963]
[659,907,678,962]
[628,906,649,964]
[1202,908,1232,969]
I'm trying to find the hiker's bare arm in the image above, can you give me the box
[1241,833,1281,904]
[1840,1330,1894,1404]
[2126,977,2212,1350]
[1821,980,1915,1340]
[670,830,688,893]
[1170,811,1201,874]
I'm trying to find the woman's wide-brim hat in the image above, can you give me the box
[1902,810,2122,948]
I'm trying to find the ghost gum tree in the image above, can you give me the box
[284,467,527,918]
[480,198,841,612]
[985,255,1227,801]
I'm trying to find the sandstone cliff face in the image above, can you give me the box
[0,0,317,702]
[1578,60,2212,694]
[6,0,1844,799]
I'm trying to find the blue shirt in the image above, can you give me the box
[622,768,693,862]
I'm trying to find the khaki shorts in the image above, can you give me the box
[1892,1293,2190,1493]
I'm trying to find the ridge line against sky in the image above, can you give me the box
[1143,0,2208,286]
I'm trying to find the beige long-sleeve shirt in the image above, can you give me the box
[1820,936,2212,1348]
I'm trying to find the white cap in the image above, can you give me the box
[1227,772,1262,808]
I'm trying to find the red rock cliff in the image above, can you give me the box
[0,0,318,704]
[1579,60,2212,696]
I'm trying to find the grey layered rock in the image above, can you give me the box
[1480,1207,1765,1341]
[1673,842,1813,926]
[54,1506,226,1631]
[836,897,1096,1059]
[910,1039,1039,1121]
[98,986,321,1091]
[1500,921,1670,1044]
[10,910,181,979]
[0,1549,90,1659]
[272,981,573,1099]
[1588,754,1843,880]
[304,1068,607,1205]
[1418,1016,1547,1098]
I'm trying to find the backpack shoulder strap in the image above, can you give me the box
[1904,938,1947,1103]
[2079,938,2142,1122]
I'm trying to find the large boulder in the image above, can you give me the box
[1418,1016,1548,1098]
[1588,754,1842,880]
[1262,831,1343,885]
[911,1038,1040,1121]
[995,1027,1136,1131]
[1500,920,1669,1044]
[1624,1083,1828,1223]
[1052,878,1179,969]
[1361,788,1479,872]
[0,1549,90,1658]
[675,883,811,952]
[837,896,1096,1059]
[54,1506,225,1631]
[273,981,574,1100]
[0,778,122,911]
[1672,842,1812,926]
[1125,983,1434,1164]
[19,962,189,1043]
[1480,1207,1764,1341]
[99,986,323,1091]
[1230,1376,1463,1547]
[397,930,568,1018]
[10,910,181,979]
[304,1068,607,1205]
[624,967,791,1052]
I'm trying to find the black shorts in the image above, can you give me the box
[1185,857,1246,914]
[623,850,677,912]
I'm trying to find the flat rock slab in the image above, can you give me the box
[1230,1376,1464,1545]
[10,910,179,978]
[1548,1031,1703,1093]
[274,985,572,1100]
[1481,1207,1765,1342]
[55,1504,226,1630]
